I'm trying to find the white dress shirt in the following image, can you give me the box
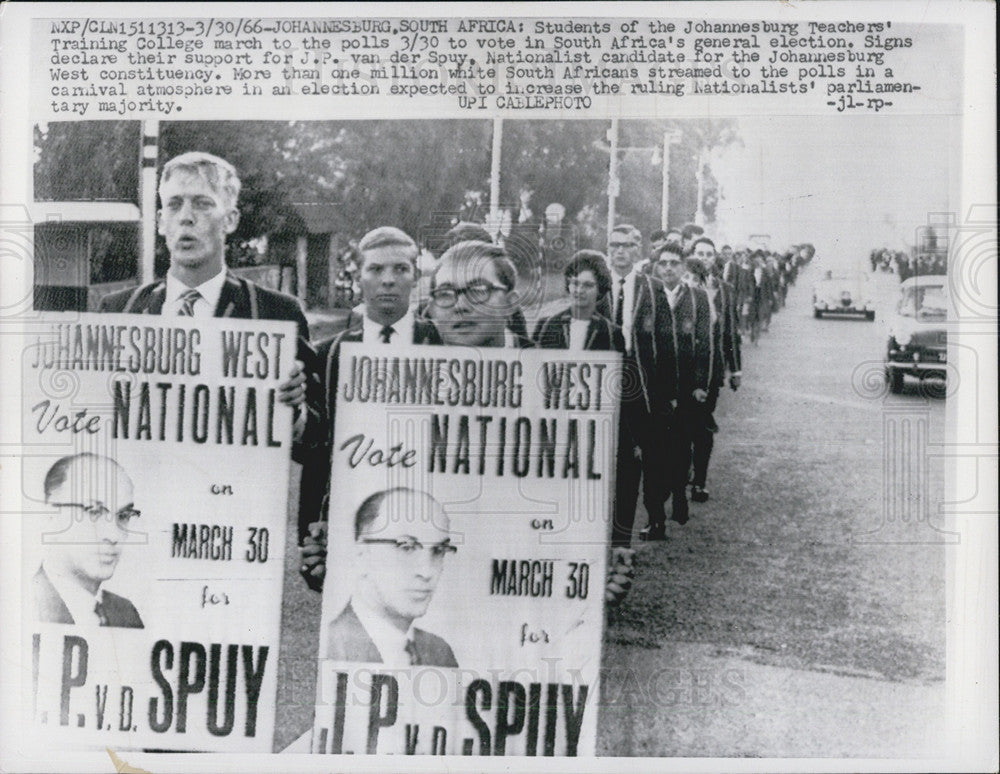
[568,318,589,351]
[664,283,682,311]
[164,269,227,317]
[363,310,415,344]
[611,270,639,353]
[351,595,417,669]
[703,282,719,326]
[42,562,104,626]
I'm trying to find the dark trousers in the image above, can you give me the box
[663,398,707,518]
[612,402,669,547]
[690,387,720,487]
[691,425,714,488]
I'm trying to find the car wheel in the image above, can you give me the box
[813,309,822,319]
[887,368,904,394]
[865,311,875,321]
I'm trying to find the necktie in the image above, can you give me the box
[178,288,201,317]
[379,325,395,344]
[404,639,421,666]
[95,600,109,626]
[614,278,625,328]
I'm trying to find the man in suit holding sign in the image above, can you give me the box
[98,151,312,411]
[298,227,442,588]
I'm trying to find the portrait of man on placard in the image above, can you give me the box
[31,453,144,628]
[325,487,458,668]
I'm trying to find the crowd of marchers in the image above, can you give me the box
[95,150,814,617]
[297,216,814,609]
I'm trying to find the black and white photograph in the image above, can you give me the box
[0,3,995,772]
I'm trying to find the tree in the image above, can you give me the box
[34,122,141,201]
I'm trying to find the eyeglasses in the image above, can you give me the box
[52,502,141,527]
[359,537,458,559]
[430,282,507,308]
[567,279,598,290]
[608,241,638,250]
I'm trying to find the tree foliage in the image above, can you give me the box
[34,118,741,252]
[34,122,141,201]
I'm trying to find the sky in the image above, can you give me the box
[711,115,959,272]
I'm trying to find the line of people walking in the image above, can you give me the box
[297,217,808,610]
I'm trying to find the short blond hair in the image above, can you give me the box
[160,152,241,210]
[358,226,418,264]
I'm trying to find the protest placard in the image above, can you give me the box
[311,343,621,756]
[21,313,294,753]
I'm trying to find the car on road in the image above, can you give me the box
[884,275,948,394]
[812,271,875,320]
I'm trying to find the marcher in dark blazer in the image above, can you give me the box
[97,151,315,428]
[605,228,676,545]
[650,244,713,532]
[688,240,742,502]
[532,250,625,353]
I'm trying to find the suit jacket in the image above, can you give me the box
[621,273,675,416]
[297,315,443,541]
[664,284,712,399]
[98,271,310,342]
[754,267,776,310]
[326,602,458,667]
[504,308,536,349]
[707,279,742,387]
[33,566,143,628]
[733,265,756,315]
[532,308,625,352]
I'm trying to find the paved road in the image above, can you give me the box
[600,267,947,757]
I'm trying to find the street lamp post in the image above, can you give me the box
[139,119,159,284]
[660,130,681,231]
[607,119,620,240]
[488,117,503,233]
[694,147,707,227]
[600,123,680,237]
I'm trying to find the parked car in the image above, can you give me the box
[812,271,875,320]
[884,276,948,394]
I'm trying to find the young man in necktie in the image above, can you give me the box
[606,225,675,544]
[298,227,442,588]
[98,151,312,414]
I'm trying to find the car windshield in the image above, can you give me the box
[898,285,948,320]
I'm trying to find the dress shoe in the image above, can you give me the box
[691,485,709,503]
[671,500,690,525]
[639,524,666,541]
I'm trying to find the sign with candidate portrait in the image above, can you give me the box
[20,313,295,752]
[311,343,621,756]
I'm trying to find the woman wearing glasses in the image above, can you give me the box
[532,250,625,353]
